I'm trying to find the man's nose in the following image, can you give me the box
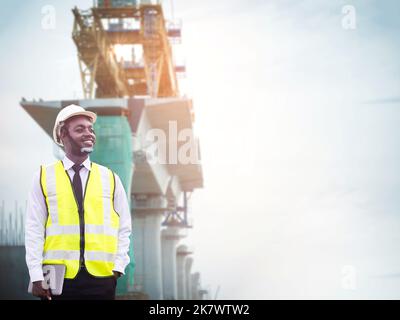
[84,129,95,137]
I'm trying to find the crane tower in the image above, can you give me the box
[73,0,181,99]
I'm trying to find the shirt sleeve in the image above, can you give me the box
[25,169,47,282]
[112,174,132,275]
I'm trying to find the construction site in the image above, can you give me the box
[0,0,206,300]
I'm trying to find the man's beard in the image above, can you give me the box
[66,132,94,154]
[81,146,94,154]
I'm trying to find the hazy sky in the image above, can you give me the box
[1,0,400,299]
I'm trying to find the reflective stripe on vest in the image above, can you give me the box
[41,160,120,279]
[46,224,118,237]
[44,250,116,262]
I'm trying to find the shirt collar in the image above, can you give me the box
[62,155,91,171]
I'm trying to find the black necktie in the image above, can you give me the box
[72,164,85,267]
[72,164,83,213]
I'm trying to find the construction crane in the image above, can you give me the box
[72,0,183,99]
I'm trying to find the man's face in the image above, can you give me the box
[61,116,96,155]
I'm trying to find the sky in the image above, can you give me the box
[1,0,400,299]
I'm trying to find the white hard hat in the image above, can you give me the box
[53,104,97,147]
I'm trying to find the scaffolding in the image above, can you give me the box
[0,201,25,246]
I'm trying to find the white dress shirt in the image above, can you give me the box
[25,156,132,282]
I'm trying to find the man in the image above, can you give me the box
[25,104,131,300]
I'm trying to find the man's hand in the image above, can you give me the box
[32,281,52,300]
[113,271,122,279]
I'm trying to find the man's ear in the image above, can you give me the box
[60,126,68,144]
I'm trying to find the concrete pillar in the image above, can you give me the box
[132,195,167,300]
[161,226,185,300]
[176,245,191,300]
[132,213,145,293]
[191,272,200,300]
[199,289,208,300]
[185,257,193,300]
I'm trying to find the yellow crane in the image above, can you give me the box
[72,0,182,99]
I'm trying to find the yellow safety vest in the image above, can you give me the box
[40,160,120,279]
